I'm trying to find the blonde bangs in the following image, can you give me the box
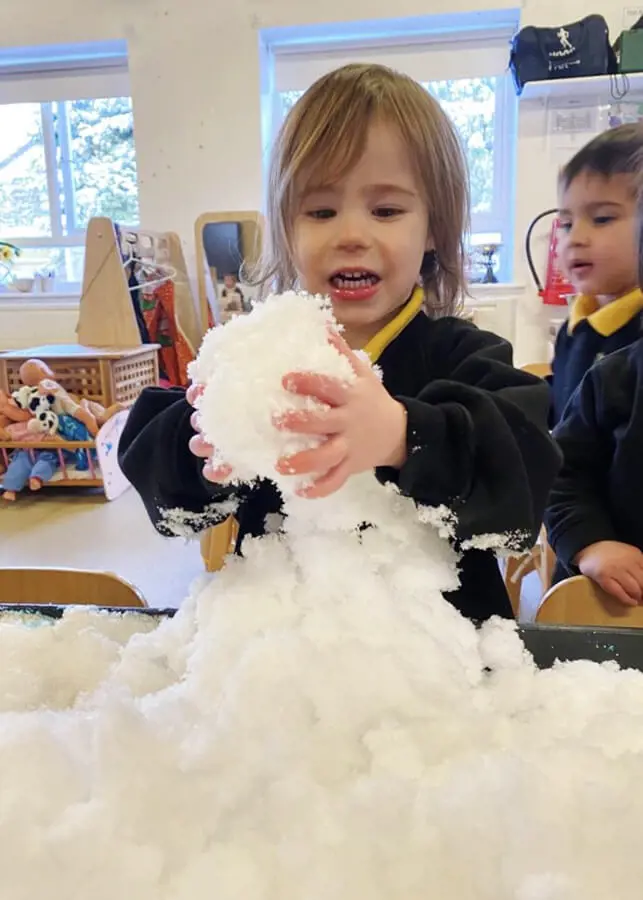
[251,64,469,315]
[285,88,374,195]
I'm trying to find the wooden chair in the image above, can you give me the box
[536,575,643,628]
[521,362,552,379]
[0,567,146,608]
[504,527,555,617]
[502,361,554,616]
[200,518,239,572]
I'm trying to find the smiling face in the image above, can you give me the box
[292,121,432,347]
[259,65,469,331]
[558,171,639,301]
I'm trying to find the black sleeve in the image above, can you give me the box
[118,387,241,536]
[376,320,561,552]
[544,364,618,572]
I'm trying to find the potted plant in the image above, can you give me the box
[0,241,21,289]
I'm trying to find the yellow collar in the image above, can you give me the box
[362,287,424,363]
[568,287,643,337]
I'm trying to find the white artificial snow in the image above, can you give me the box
[189,291,355,491]
[158,499,238,539]
[462,530,532,556]
[417,502,458,540]
[3,292,643,897]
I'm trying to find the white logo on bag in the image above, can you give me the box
[556,27,574,52]
[548,25,579,72]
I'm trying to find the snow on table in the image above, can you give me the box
[0,293,642,899]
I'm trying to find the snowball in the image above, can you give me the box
[2,292,643,896]
[189,291,355,492]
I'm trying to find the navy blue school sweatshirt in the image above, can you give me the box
[119,305,560,623]
[550,289,643,426]
[546,337,643,578]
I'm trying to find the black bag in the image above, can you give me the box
[509,15,617,95]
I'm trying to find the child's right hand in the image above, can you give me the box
[575,541,643,607]
[187,384,233,484]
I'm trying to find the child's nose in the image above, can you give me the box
[333,211,371,250]
[567,220,590,245]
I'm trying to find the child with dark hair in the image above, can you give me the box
[550,123,643,425]
[545,150,643,603]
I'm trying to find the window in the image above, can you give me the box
[424,78,499,231]
[280,77,506,235]
[267,18,518,281]
[0,42,138,289]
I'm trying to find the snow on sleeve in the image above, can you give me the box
[461,529,533,557]
[158,498,239,539]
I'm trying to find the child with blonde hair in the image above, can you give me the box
[120,63,560,620]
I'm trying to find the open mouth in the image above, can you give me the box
[330,270,381,291]
[570,261,593,276]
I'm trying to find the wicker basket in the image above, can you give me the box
[0,344,159,407]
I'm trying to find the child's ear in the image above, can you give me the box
[420,250,437,278]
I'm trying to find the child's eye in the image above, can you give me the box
[373,207,403,219]
[306,209,335,220]
[594,215,615,226]
[558,221,572,233]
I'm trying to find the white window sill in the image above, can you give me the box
[465,282,525,305]
[0,291,81,311]
[0,283,526,315]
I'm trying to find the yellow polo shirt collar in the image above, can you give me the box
[363,287,424,363]
[568,288,643,336]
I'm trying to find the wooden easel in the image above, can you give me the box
[77,217,202,352]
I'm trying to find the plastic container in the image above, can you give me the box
[1,606,641,672]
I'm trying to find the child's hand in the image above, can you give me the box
[274,331,407,499]
[575,541,643,607]
[186,383,233,484]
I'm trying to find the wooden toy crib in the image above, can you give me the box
[0,436,114,493]
[0,344,159,500]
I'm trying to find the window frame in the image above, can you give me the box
[265,20,518,281]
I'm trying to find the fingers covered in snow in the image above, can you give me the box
[275,369,408,497]
[327,329,372,375]
[188,383,234,484]
[202,460,234,484]
[276,435,351,498]
[186,383,204,407]
[282,372,349,408]
[188,432,212,459]
[273,406,344,436]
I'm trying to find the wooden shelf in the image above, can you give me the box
[0,344,159,361]
[521,72,643,104]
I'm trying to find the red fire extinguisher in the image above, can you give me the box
[525,209,576,306]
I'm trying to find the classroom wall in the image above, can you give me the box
[0,0,629,361]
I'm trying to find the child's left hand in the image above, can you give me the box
[274,332,407,498]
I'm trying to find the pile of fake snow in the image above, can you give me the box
[2,292,643,898]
